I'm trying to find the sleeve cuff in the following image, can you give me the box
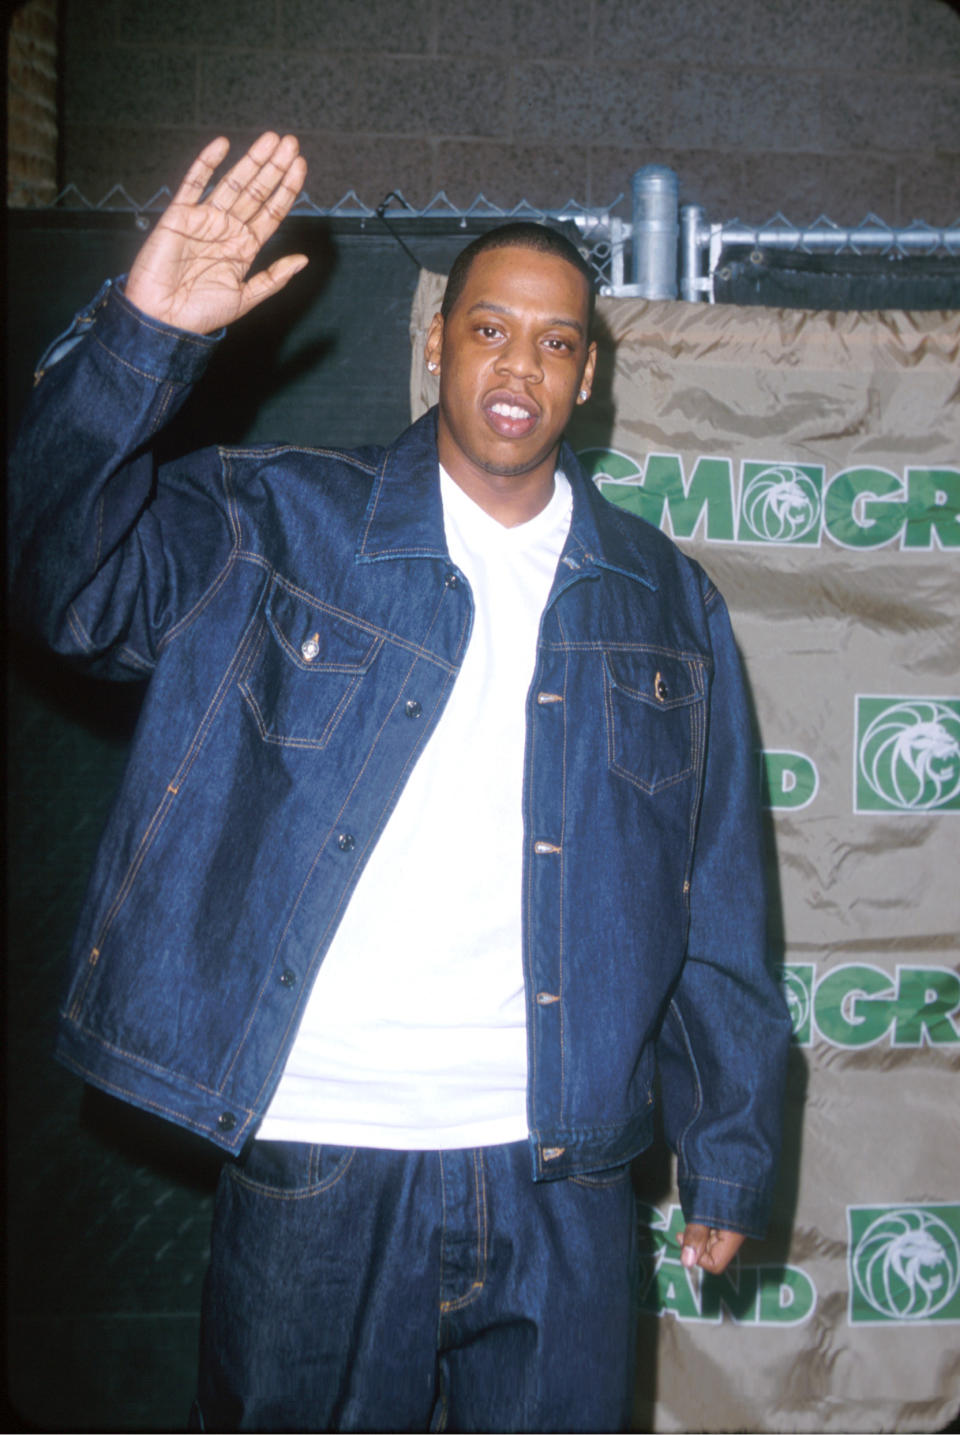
[35,276,223,388]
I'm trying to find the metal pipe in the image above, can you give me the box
[680,204,707,302]
[704,221,960,257]
[631,165,678,298]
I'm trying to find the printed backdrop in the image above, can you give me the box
[411,273,960,1434]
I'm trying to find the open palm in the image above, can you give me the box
[125,132,308,335]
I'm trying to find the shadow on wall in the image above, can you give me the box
[155,219,340,457]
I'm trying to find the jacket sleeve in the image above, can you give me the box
[656,574,792,1238]
[8,279,236,680]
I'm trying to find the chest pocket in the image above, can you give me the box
[239,581,383,749]
[603,650,704,794]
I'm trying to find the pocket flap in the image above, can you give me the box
[603,650,701,709]
[266,584,381,673]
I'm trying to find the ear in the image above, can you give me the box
[577,340,598,403]
[425,313,444,374]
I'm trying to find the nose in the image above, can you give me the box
[495,331,542,383]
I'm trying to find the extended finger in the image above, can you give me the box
[169,136,231,207]
[210,133,304,227]
[207,130,290,216]
[246,153,308,246]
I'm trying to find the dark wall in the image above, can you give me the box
[57,0,960,228]
[6,211,958,1430]
[5,215,478,1433]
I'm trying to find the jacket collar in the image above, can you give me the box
[356,407,657,592]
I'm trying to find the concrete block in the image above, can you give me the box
[76,127,403,212]
[738,151,900,225]
[436,0,592,60]
[64,0,119,52]
[904,0,960,70]
[280,0,432,54]
[512,63,671,146]
[117,0,277,47]
[592,0,756,66]
[297,134,435,207]
[350,58,509,137]
[933,78,960,152]
[896,151,960,225]
[747,0,905,70]
[667,69,750,150]
[820,73,960,151]
[734,72,823,151]
[61,125,242,202]
[64,46,197,127]
[433,140,591,208]
[199,52,358,131]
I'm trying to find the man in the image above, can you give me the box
[10,133,791,1431]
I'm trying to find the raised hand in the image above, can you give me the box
[124,132,309,335]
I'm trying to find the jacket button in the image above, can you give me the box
[338,832,356,852]
[279,968,296,987]
[444,571,459,588]
[404,699,422,718]
[217,1112,236,1132]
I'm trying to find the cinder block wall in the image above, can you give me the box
[55,0,960,227]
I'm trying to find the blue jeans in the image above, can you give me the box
[192,1140,639,1431]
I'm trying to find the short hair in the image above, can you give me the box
[440,222,596,331]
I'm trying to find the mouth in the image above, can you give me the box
[483,391,540,439]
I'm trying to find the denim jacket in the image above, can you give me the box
[10,281,791,1236]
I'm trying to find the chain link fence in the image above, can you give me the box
[45,172,960,303]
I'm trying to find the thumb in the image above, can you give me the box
[237,253,310,318]
[678,1222,709,1270]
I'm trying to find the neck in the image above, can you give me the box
[437,447,558,528]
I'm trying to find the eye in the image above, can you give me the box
[475,324,503,340]
[543,336,574,353]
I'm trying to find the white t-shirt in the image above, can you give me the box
[258,466,572,1148]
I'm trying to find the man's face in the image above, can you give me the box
[425,245,596,500]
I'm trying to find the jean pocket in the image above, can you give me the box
[569,1162,633,1189]
[228,1140,356,1199]
[239,579,382,749]
[603,649,703,794]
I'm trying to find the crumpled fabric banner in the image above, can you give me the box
[411,271,960,1434]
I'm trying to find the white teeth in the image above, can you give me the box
[491,402,532,420]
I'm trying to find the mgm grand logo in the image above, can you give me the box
[579,448,959,552]
[855,697,960,813]
[779,963,960,1049]
[848,1205,960,1324]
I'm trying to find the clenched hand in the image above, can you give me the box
[677,1223,746,1275]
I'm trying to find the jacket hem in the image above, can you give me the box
[55,1025,256,1154]
[528,1106,656,1182]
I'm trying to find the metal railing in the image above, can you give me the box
[47,180,628,292]
[678,208,960,304]
[41,172,960,303]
